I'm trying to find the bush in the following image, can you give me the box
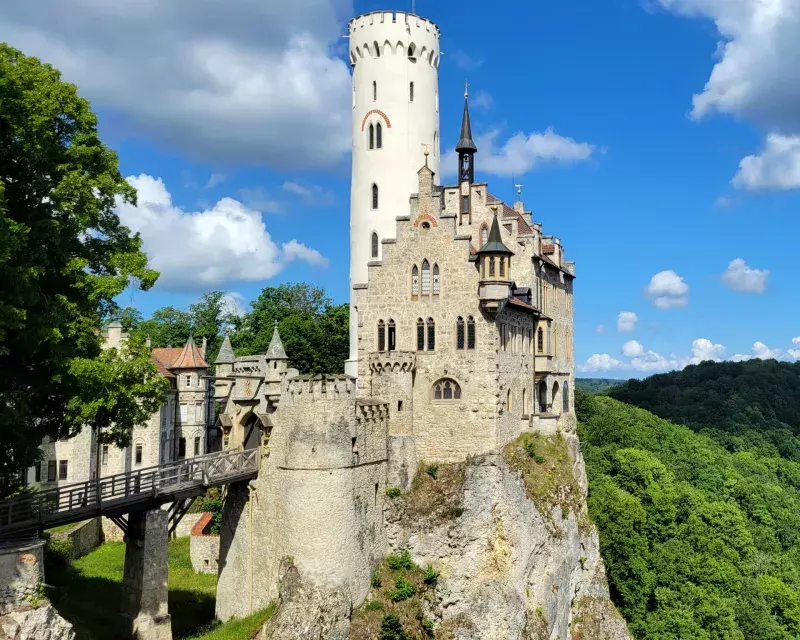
[386,550,413,571]
[43,535,72,567]
[423,564,439,586]
[422,618,435,637]
[195,489,223,534]
[387,577,415,602]
[379,614,408,640]
[424,464,438,480]
[523,435,545,464]
[371,571,382,588]
[385,486,402,498]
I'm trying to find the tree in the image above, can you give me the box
[0,45,163,494]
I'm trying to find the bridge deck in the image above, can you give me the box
[0,447,258,536]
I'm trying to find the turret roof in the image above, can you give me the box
[266,321,288,360]
[169,336,209,369]
[215,332,235,364]
[476,212,514,256]
[456,96,477,154]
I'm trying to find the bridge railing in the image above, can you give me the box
[0,447,258,533]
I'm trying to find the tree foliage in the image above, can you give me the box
[0,44,164,494]
[575,377,626,393]
[578,386,800,639]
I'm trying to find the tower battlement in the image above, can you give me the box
[349,11,440,39]
[283,374,357,400]
[349,12,440,67]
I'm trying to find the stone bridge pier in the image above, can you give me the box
[119,509,172,640]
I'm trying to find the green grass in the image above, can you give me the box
[187,604,276,640]
[47,520,83,534]
[48,538,219,639]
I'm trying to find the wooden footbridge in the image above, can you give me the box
[0,447,259,538]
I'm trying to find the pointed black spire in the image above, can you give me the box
[456,84,477,184]
[477,211,513,256]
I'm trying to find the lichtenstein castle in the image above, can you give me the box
[213,9,576,623]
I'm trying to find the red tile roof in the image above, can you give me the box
[171,337,209,369]
[150,353,176,378]
[507,296,541,315]
[487,193,533,235]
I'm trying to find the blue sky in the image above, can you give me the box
[2,0,799,375]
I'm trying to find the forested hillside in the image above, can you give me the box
[609,360,800,461]
[576,378,626,393]
[577,388,800,639]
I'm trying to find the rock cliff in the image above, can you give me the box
[0,601,75,640]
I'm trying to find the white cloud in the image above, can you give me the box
[0,0,352,168]
[733,134,800,190]
[282,181,336,205]
[732,341,783,362]
[579,354,623,372]
[645,270,689,309]
[116,174,327,290]
[622,340,645,357]
[220,292,247,317]
[472,90,493,111]
[595,324,606,334]
[793,337,800,345]
[690,338,726,363]
[617,311,638,333]
[444,128,597,178]
[656,0,800,189]
[721,258,769,293]
[789,338,800,359]
[206,173,227,189]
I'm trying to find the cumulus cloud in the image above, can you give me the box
[790,337,800,360]
[732,341,783,362]
[622,340,645,358]
[721,258,769,293]
[645,270,689,309]
[580,354,623,372]
[690,338,726,363]
[0,0,352,167]
[732,134,800,190]
[116,174,327,291]
[656,0,800,189]
[617,311,638,333]
[220,292,247,317]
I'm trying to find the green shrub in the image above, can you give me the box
[43,535,72,567]
[385,486,402,498]
[387,577,415,602]
[423,564,439,586]
[424,464,438,480]
[364,600,384,612]
[386,549,413,571]
[371,571,382,588]
[523,436,545,464]
[379,614,408,640]
[422,618,435,637]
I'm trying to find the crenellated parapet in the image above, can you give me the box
[348,11,440,68]
[282,374,357,400]
[369,351,416,374]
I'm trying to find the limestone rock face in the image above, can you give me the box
[0,602,75,640]
[258,565,351,640]
[383,437,631,640]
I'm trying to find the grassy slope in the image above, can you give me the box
[47,537,272,640]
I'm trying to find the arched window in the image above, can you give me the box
[433,378,461,401]
[388,319,396,351]
[374,41,380,57]
[432,264,440,295]
[427,318,435,351]
[480,224,489,246]
[417,318,425,351]
[411,265,419,297]
[489,257,496,277]
[456,317,465,349]
[499,257,505,277]
[376,122,383,149]
[538,379,548,413]
[537,327,544,354]
[369,123,374,149]
[372,183,379,209]
[421,260,431,295]
[467,316,476,349]
[563,381,570,413]
[553,381,560,414]
[408,44,415,58]
[507,388,513,411]
[410,81,414,102]
[378,320,386,352]
[373,80,377,101]
[371,232,379,258]
[522,388,528,415]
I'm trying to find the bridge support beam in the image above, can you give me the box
[119,509,172,640]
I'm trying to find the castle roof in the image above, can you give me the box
[266,321,288,360]
[215,333,235,364]
[477,212,514,256]
[155,336,209,370]
[456,96,477,154]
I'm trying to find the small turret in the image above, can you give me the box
[457,86,477,225]
[215,330,235,378]
[265,321,288,381]
[476,210,514,315]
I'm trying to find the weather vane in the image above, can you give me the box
[515,184,524,201]
[464,79,469,99]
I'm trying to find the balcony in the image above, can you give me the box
[535,353,554,373]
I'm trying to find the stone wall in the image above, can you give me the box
[0,541,44,615]
[190,513,220,575]
[50,518,101,560]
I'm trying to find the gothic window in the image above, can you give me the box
[388,319,396,351]
[489,257,495,277]
[421,260,430,295]
[467,317,476,349]
[563,382,570,413]
[410,81,414,102]
[480,224,488,246]
[102,445,109,466]
[376,122,382,149]
[411,265,419,297]
[499,257,505,278]
[135,444,143,465]
[522,388,528,415]
[433,378,461,401]
[369,123,374,149]
[537,327,544,354]
[456,317,465,349]
[507,388,513,411]
[372,183,379,209]
[427,318,435,351]
[371,232,379,258]
[432,264,440,295]
[178,438,186,459]
[378,320,386,352]
[553,381,560,414]
[462,195,469,213]
[417,318,425,351]
[194,436,201,456]
[373,80,377,101]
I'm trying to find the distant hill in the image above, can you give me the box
[608,359,800,461]
[575,377,626,393]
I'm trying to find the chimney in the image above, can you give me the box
[201,336,208,352]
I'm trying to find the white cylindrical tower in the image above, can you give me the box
[346,10,441,377]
